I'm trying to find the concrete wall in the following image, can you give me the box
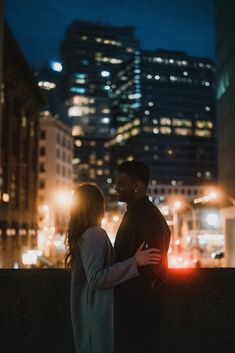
[0,269,235,353]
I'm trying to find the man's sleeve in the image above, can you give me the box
[137,212,171,282]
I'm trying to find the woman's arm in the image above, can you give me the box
[80,227,139,289]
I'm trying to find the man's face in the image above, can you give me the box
[115,172,137,203]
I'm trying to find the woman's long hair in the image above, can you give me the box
[65,184,105,268]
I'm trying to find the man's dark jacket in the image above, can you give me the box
[114,196,171,302]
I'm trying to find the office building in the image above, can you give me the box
[0,23,44,236]
[110,49,217,201]
[60,21,139,190]
[38,113,74,233]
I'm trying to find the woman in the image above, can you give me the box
[65,184,161,353]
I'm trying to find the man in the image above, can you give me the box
[114,160,171,353]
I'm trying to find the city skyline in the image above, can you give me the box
[4,0,215,67]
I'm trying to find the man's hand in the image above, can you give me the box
[134,242,161,266]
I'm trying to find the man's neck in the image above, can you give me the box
[126,193,146,207]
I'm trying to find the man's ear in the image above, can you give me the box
[134,181,141,193]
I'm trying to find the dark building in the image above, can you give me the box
[110,49,217,196]
[60,21,139,190]
[215,0,235,266]
[0,23,44,237]
[34,63,65,120]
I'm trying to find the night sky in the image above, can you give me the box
[4,0,215,67]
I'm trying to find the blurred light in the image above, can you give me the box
[101,70,110,77]
[42,204,49,213]
[112,216,120,222]
[194,192,217,204]
[27,249,43,257]
[102,218,107,226]
[22,252,37,265]
[160,206,169,216]
[102,117,110,124]
[174,201,181,209]
[2,193,10,202]
[206,213,219,227]
[51,61,62,72]
[56,191,72,206]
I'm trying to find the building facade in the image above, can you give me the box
[215,0,235,266]
[0,23,44,236]
[110,49,217,199]
[60,21,139,190]
[38,114,74,233]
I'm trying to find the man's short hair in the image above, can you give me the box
[117,160,150,185]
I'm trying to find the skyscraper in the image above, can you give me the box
[0,23,44,237]
[110,49,217,200]
[60,21,139,190]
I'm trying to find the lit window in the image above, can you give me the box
[50,61,62,72]
[144,145,150,151]
[160,117,171,126]
[75,79,86,84]
[183,71,188,76]
[131,128,140,136]
[195,129,212,137]
[174,128,192,136]
[97,170,103,176]
[167,149,173,155]
[70,87,86,94]
[172,119,192,127]
[155,57,163,63]
[196,120,213,129]
[148,101,154,107]
[155,75,160,80]
[116,134,123,143]
[144,110,150,115]
[68,106,82,117]
[153,119,158,124]
[75,140,82,147]
[72,126,82,136]
[169,59,174,64]
[101,70,110,77]
[205,106,211,111]
[74,73,86,79]
[104,85,111,91]
[89,169,96,179]
[38,81,56,90]
[132,119,140,126]
[81,36,87,40]
[97,160,103,166]
[160,127,171,134]
[147,74,152,79]
[153,128,159,134]
[170,75,177,81]
[102,118,110,124]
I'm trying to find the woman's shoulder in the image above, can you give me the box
[82,226,107,240]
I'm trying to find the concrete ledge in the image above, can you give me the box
[0,269,235,353]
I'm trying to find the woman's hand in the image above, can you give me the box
[134,242,161,266]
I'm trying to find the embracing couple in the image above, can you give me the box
[65,160,171,353]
